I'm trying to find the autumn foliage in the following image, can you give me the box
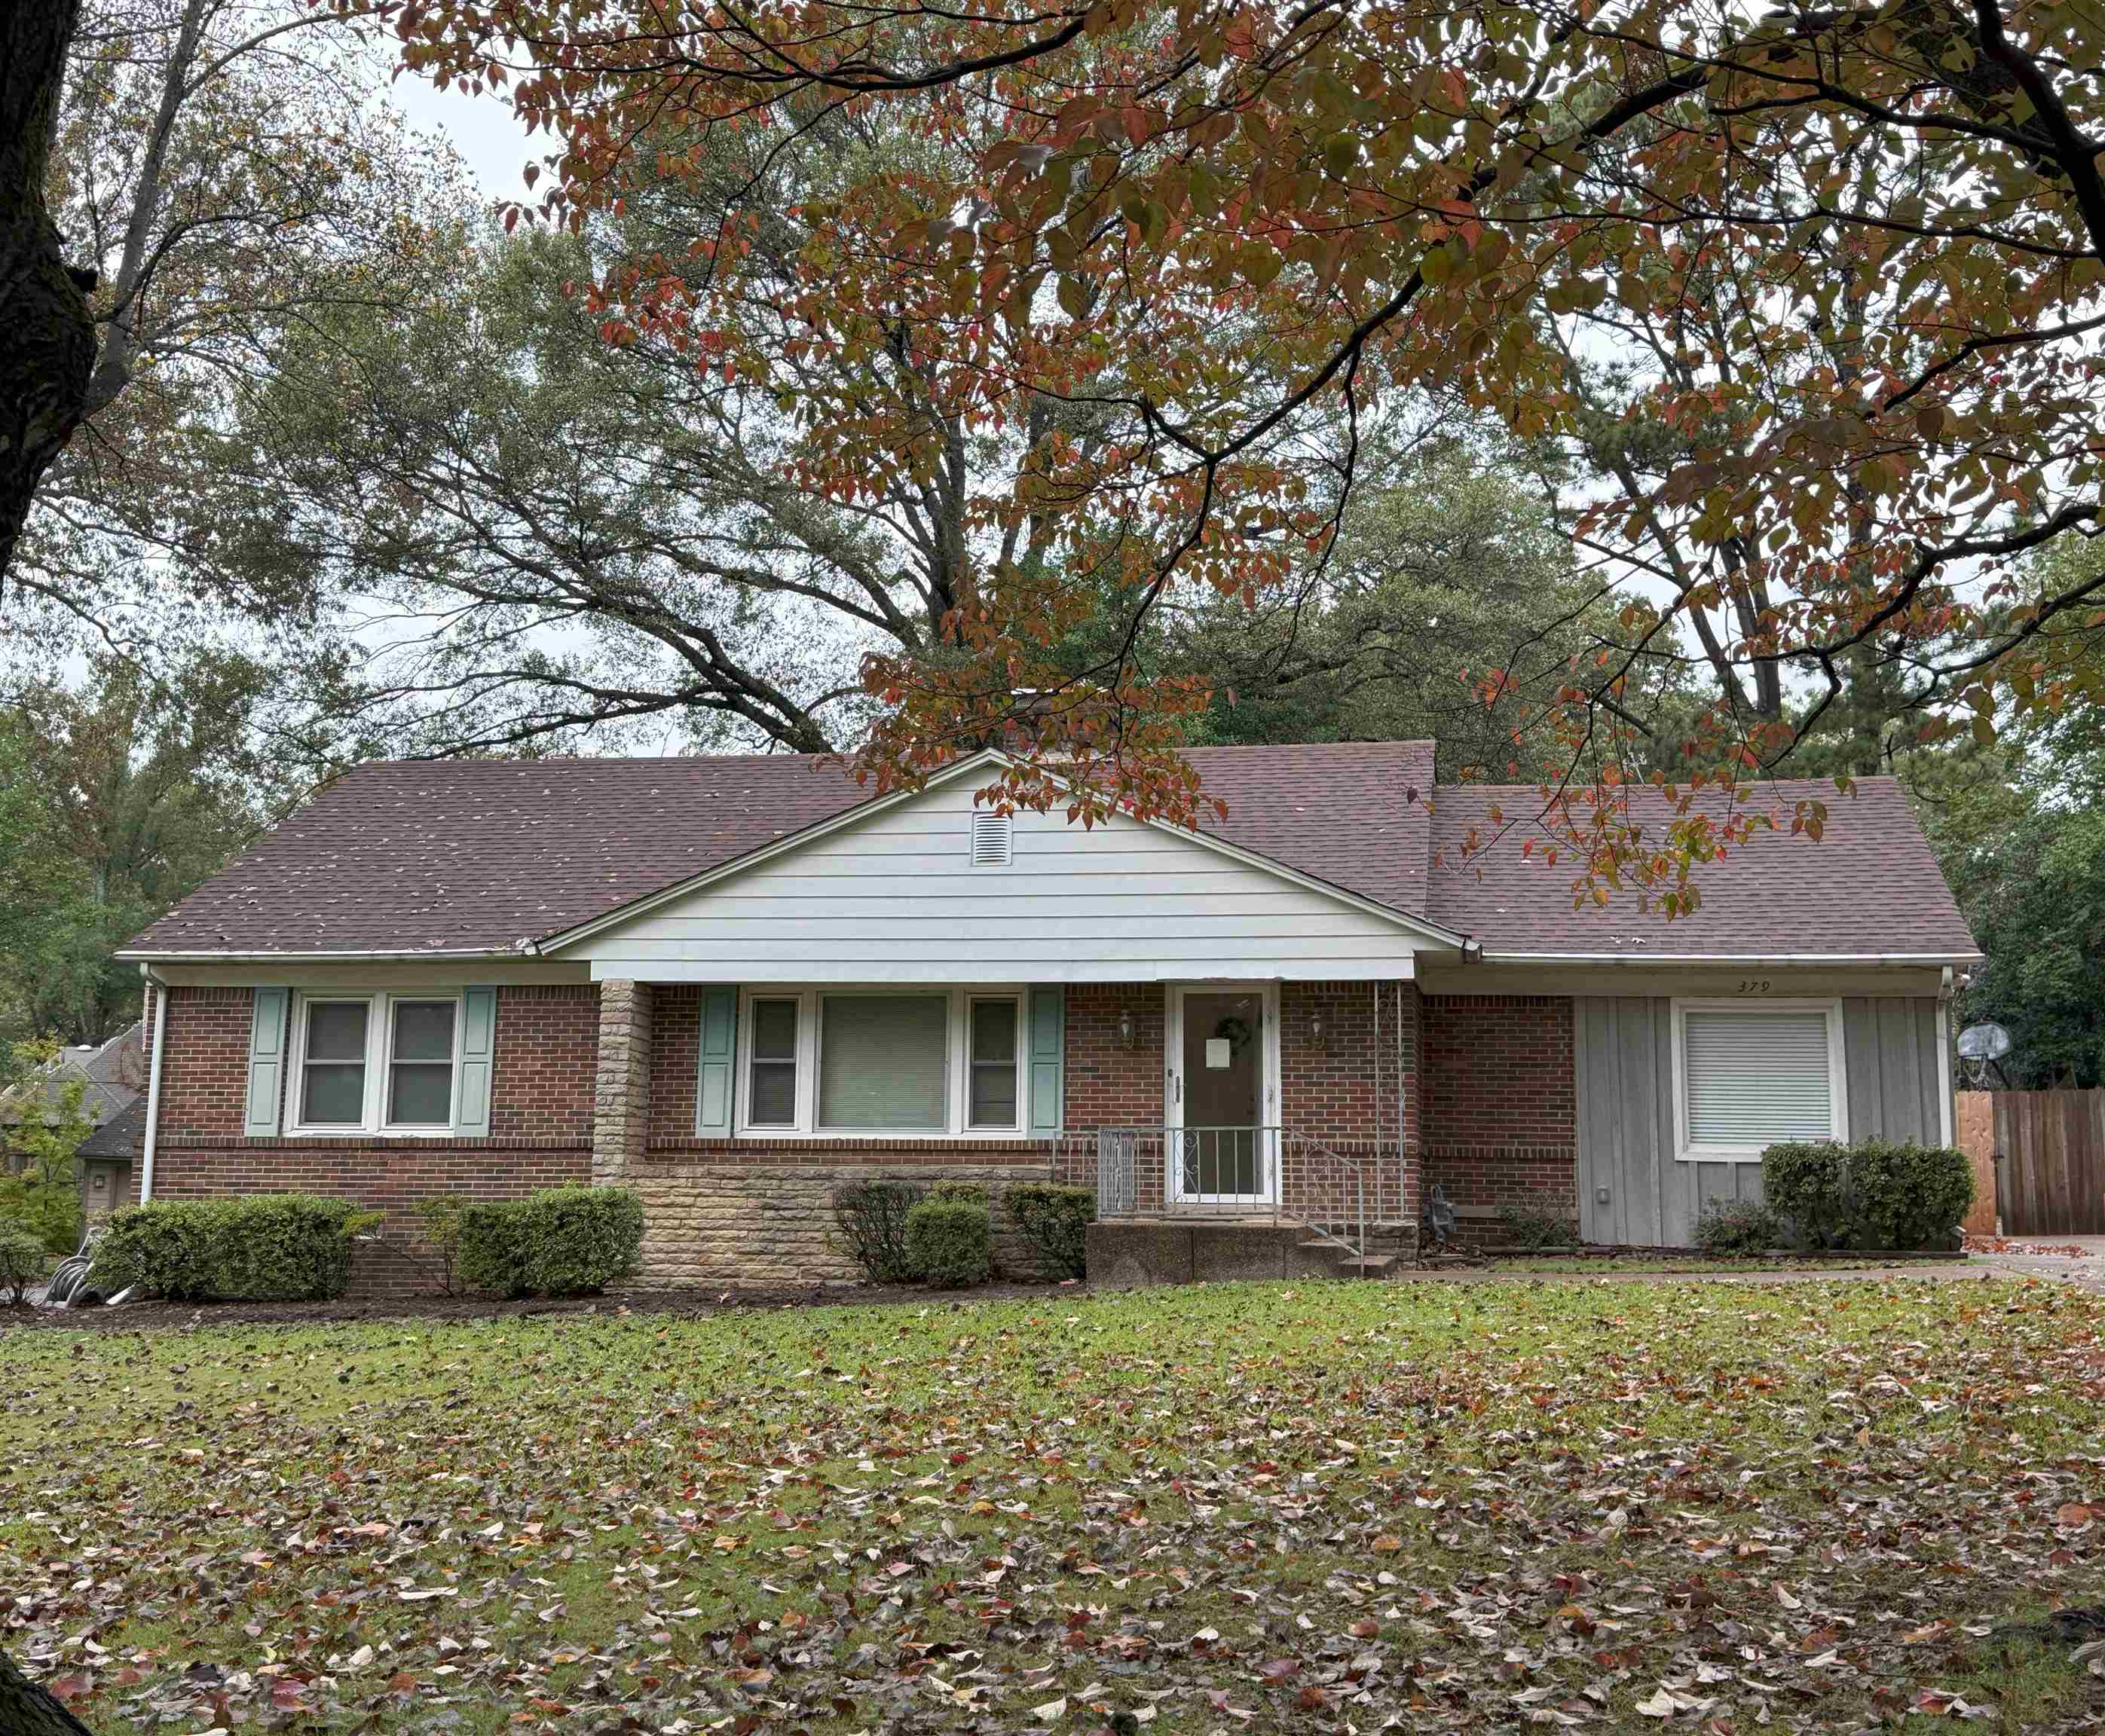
[353,0,2105,897]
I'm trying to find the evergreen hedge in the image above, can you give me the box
[93,1195,380,1301]
[454,1185,643,1297]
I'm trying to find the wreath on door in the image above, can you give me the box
[1212,1014,1253,1056]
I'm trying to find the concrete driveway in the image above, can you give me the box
[1969,1234,2105,1288]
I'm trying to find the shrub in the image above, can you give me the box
[1763,1139,1976,1250]
[1846,1141,1974,1250]
[1010,1183,1093,1279]
[93,1195,379,1301]
[904,1196,991,1289]
[925,1179,989,1206]
[832,1179,924,1284]
[455,1186,642,1297]
[1693,1197,1783,1255]
[93,1200,228,1300]
[1494,1200,1578,1252]
[0,1221,46,1305]
[212,1196,384,1300]
[1760,1142,1855,1249]
[415,1195,468,1295]
[0,1051,91,1255]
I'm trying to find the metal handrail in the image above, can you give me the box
[1091,1126,1372,1268]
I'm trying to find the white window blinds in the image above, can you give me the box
[1683,1008,1834,1148]
[819,994,948,1129]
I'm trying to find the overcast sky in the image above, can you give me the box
[384,65,540,205]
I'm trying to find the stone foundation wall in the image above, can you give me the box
[633,1152,1064,1285]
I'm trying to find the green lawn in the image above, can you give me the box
[4,1278,2103,1734]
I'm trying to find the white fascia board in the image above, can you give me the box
[540,747,1466,954]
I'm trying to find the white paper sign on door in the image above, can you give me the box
[1205,1037,1231,1069]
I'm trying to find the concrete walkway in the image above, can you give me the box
[1969,1234,2105,1289]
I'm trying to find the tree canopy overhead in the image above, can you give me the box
[356,0,2103,888]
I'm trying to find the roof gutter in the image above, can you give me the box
[115,947,519,964]
[1474,951,1984,966]
[137,964,169,1206]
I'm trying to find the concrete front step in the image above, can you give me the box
[1088,1218,1406,1286]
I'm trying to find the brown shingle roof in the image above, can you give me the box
[1425,778,1980,958]
[123,741,1441,957]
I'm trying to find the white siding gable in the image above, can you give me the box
[564,774,1443,983]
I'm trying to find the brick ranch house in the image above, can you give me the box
[114,742,1980,1291]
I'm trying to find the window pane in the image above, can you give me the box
[1685,1010,1832,1146]
[970,999,1017,1064]
[390,1063,452,1125]
[306,1001,368,1061]
[750,1060,797,1126]
[819,995,947,1129]
[752,998,798,1060]
[301,1062,366,1124]
[970,1063,1017,1127]
[393,1001,455,1062]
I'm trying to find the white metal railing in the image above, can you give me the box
[1091,1126,1372,1266]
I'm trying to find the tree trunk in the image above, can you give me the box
[0,0,95,586]
[0,1650,97,1736]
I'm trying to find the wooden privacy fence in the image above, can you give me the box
[1956,1090,2105,1236]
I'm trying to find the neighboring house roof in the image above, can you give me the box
[121,742,1439,957]
[1426,779,1980,959]
[116,744,1976,964]
[78,1095,145,1161]
[0,1023,145,1129]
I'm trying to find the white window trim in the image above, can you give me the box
[284,990,464,1138]
[733,986,1029,1140]
[1670,996,1849,1164]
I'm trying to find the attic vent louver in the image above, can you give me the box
[971,810,1013,867]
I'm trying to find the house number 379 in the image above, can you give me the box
[1736,979,1773,994]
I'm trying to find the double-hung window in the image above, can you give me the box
[734,988,1026,1137]
[1673,999,1846,1161]
[288,992,463,1135]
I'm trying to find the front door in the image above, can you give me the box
[1167,984,1276,1206]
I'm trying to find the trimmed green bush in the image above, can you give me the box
[455,1186,643,1297]
[0,1221,46,1304]
[1693,1197,1783,1256]
[1761,1139,1976,1250]
[1760,1142,1854,1249]
[832,1179,924,1284]
[1846,1141,1974,1251]
[93,1195,380,1301]
[1011,1183,1093,1279]
[904,1196,991,1289]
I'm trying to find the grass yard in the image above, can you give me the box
[4,1278,2103,1734]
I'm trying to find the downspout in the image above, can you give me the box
[138,964,168,1204]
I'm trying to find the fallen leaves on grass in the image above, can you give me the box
[2,1279,2102,1733]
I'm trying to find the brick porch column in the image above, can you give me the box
[592,980,653,1186]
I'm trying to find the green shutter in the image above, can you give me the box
[696,986,737,1135]
[244,988,289,1137]
[1028,986,1064,1136]
[457,987,498,1137]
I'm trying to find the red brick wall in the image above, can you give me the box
[1420,994,1577,1218]
[489,986,598,1142]
[651,985,702,1141]
[138,984,596,1291]
[1279,981,1420,1226]
[1063,984,1164,1129]
[155,986,252,1138]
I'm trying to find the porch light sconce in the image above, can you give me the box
[1117,1010,1136,1050]
[1309,1013,1326,1050]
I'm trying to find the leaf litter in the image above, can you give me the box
[2,1276,2102,1733]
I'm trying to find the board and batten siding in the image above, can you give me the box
[566,777,1440,983]
[1574,994,1949,1247]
